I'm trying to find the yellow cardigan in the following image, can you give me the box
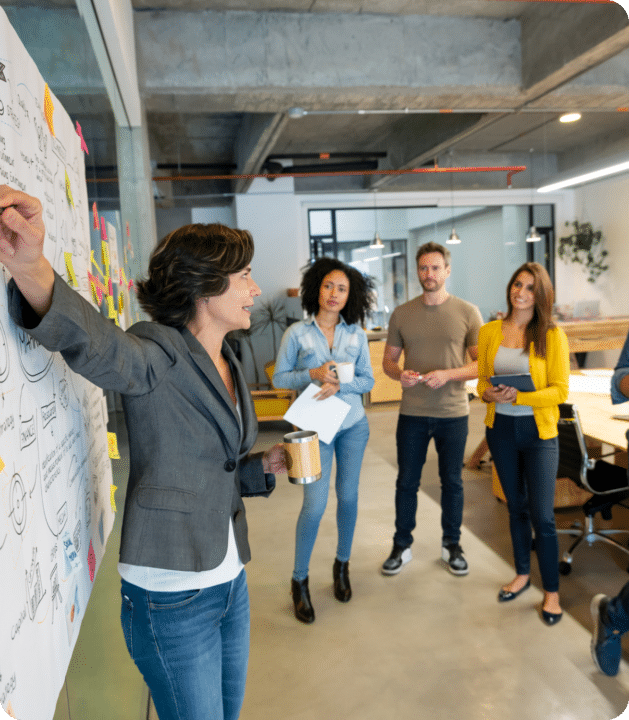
[477,320,570,439]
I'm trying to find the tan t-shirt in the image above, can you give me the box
[387,295,483,418]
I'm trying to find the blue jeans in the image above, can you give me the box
[120,569,250,720]
[486,413,560,592]
[393,414,468,548]
[293,416,370,581]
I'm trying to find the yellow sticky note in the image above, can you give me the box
[0,456,5,474]
[110,485,117,512]
[44,84,55,136]
[64,252,78,287]
[107,294,116,318]
[107,432,121,459]
[65,170,74,208]
[118,292,124,314]
[101,240,110,274]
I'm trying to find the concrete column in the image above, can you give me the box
[115,111,157,289]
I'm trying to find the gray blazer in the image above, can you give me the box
[8,273,275,572]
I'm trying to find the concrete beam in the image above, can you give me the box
[234,112,287,193]
[520,4,629,104]
[135,10,523,111]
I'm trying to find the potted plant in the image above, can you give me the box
[557,221,608,283]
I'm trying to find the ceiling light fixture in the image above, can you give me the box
[526,149,541,243]
[446,155,461,245]
[369,192,385,249]
[537,159,629,193]
[559,113,581,123]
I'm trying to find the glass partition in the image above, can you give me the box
[309,204,555,326]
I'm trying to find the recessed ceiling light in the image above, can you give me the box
[559,113,582,123]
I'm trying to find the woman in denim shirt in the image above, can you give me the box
[273,258,375,624]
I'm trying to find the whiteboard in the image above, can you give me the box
[0,9,115,720]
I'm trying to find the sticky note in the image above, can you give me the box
[65,171,74,208]
[107,432,121,459]
[106,295,118,323]
[87,540,96,582]
[108,276,113,297]
[88,272,100,304]
[118,292,124,314]
[126,220,130,237]
[101,239,110,271]
[62,531,82,573]
[76,121,89,154]
[92,202,98,229]
[44,84,55,136]
[110,485,117,513]
[100,217,107,242]
[0,456,4,474]
[64,252,78,287]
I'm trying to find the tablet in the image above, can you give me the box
[490,373,536,392]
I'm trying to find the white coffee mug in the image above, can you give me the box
[333,362,354,383]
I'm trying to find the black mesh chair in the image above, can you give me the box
[555,403,629,575]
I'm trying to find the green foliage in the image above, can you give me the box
[557,221,608,283]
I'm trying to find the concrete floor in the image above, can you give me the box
[54,401,629,720]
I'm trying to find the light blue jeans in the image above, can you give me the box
[120,569,250,720]
[293,416,370,581]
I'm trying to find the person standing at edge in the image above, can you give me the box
[0,185,287,720]
[590,328,629,674]
[381,242,483,577]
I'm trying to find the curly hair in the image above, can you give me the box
[300,257,375,326]
[504,262,556,358]
[136,223,254,327]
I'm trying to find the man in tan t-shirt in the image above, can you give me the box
[381,242,482,577]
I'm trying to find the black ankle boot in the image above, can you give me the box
[291,577,315,624]
[333,559,352,603]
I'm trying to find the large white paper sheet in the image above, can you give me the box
[283,383,350,444]
[0,10,115,720]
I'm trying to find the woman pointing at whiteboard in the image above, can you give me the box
[0,185,286,720]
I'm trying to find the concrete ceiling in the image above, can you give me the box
[3,0,629,205]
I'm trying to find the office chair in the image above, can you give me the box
[249,361,296,423]
[555,403,629,575]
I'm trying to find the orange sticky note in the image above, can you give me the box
[107,432,121,459]
[44,84,55,136]
[110,485,118,512]
[65,170,74,208]
[64,252,78,287]
[92,202,98,229]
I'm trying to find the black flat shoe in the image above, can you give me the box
[291,577,315,624]
[541,608,563,626]
[497,579,531,602]
[333,559,351,603]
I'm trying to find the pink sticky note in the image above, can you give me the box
[92,202,98,229]
[76,121,89,154]
[108,277,113,297]
[88,540,96,582]
[100,217,107,242]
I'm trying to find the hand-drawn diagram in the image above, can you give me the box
[0,10,115,720]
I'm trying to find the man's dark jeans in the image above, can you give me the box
[393,414,468,548]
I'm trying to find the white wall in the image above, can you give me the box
[553,172,629,367]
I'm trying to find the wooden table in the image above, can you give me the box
[567,390,629,453]
[558,317,629,353]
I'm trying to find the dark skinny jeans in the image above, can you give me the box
[486,413,560,592]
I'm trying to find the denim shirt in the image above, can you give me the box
[273,316,375,434]
[612,330,629,405]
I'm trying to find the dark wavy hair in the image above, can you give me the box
[505,262,555,357]
[136,223,254,327]
[300,257,375,326]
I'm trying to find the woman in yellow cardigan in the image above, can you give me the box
[477,262,569,625]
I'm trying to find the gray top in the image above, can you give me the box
[493,345,534,417]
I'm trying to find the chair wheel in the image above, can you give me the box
[559,561,572,576]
